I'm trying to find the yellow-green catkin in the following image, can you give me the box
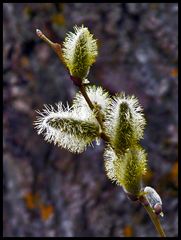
[34,103,100,153]
[104,146,147,196]
[105,94,146,158]
[119,147,147,195]
[62,25,98,81]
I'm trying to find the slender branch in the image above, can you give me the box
[140,197,166,237]
[35,29,110,143]
[79,85,95,110]
[79,84,110,143]
[80,81,166,238]
[36,28,166,237]
[78,85,166,238]
[36,29,65,64]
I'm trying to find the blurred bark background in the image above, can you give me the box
[3,3,178,237]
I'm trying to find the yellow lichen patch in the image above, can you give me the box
[123,225,133,237]
[20,56,30,68]
[170,161,178,187]
[52,14,65,26]
[23,192,54,221]
[39,204,54,221]
[23,192,40,209]
[170,68,178,78]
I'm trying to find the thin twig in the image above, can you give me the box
[35,29,108,141]
[36,29,65,63]
[140,197,166,237]
[79,83,166,237]
[36,29,166,237]
[79,84,110,143]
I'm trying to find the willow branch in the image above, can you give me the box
[35,29,109,142]
[36,29,65,64]
[139,196,166,237]
[79,84,110,143]
[36,29,166,237]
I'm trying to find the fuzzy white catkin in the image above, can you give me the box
[105,93,146,142]
[104,146,147,195]
[62,25,98,80]
[34,103,100,153]
[73,85,111,121]
[104,147,118,182]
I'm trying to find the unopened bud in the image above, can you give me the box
[144,186,164,217]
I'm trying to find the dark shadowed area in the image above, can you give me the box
[3,3,178,237]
